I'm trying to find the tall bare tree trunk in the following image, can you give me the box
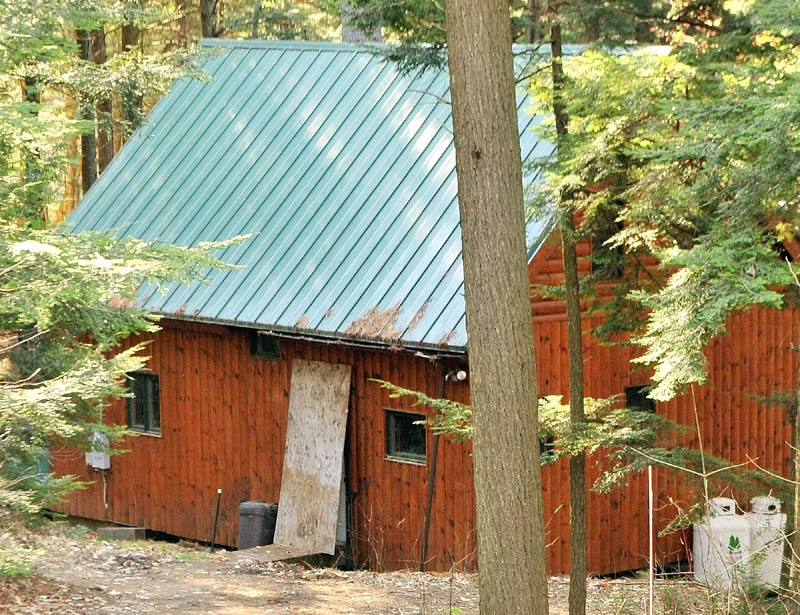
[251,0,262,38]
[121,12,142,139]
[201,0,220,37]
[786,338,800,613]
[550,13,587,615]
[176,0,190,46]
[527,0,544,43]
[55,94,81,221]
[92,27,113,175]
[122,13,140,51]
[443,2,549,614]
[76,30,97,194]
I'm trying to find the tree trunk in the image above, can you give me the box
[443,2,549,614]
[92,26,113,175]
[527,0,543,43]
[176,0,190,46]
[55,94,81,222]
[251,0,262,38]
[787,339,800,613]
[121,12,142,137]
[21,76,44,219]
[341,1,382,42]
[122,14,140,51]
[550,16,587,615]
[77,30,97,194]
[201,0,220,37]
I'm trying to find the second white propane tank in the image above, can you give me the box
[693,497,751,588]
[747,496,787,587]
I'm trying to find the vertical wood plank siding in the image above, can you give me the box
[51,236,798,573]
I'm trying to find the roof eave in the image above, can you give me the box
[152,311,468,357]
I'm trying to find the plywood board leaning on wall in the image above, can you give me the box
[274,359,351,555]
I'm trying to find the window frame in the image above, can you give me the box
[126,372,161,435]
[384,410,427,465]
[625,385,656,414]
[249,330,282,360]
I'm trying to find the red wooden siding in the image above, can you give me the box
[528,229,798,574]
[50,227,799,573]
[50,322,476,571]
[50,303,798,575]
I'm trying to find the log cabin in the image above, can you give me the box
[51,39,799,574]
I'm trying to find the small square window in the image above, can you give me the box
[250,330,281,360]
[127,372,161,434]
[626,385,655,413]
[385,410,426,464]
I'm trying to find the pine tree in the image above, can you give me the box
[443,1,549,612]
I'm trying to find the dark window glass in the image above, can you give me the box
[626,385,655,413]
[250,330,281,360]
[592,218,624,280]
[127,372,161,434]
[385,411,426,463]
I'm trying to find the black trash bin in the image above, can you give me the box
[238,501,278,549]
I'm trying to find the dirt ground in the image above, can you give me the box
[1,523,708,614]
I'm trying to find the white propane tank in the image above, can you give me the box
[747,496,787,587]
[693,497,751,588]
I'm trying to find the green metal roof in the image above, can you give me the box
[67,39,556,352]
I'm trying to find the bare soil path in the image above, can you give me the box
[1,524,703,614]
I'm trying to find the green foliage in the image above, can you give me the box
[377,378,473,441]
[528,1,800,400]
[632,229,790,400]
[336,0,444,44]
[378,379,679,491]
[0,544,41,578]
[224,0,340,41]
[536,395,681,484]
[378,379,789,530]
[0,0,210,222]
[0,226,242,515]
[0,0,246,528]
[338,0,665,48]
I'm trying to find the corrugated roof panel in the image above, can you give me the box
[158,48,377,317]
[77,48,254,236]
[67,40,556,352]
[252,71,448,328]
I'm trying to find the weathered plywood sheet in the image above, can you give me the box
[273,359,351,555]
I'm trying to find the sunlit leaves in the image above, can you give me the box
[528,0,800,400]
[0,224,242,514]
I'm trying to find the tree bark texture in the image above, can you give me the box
[176,0,190,46]
[53,93,80,222]
[251,0,262,38]
[527,0,544,43]
[91,27,113,175]
[550,17,587,615]
[77,30,97,195]
[121,16,140,51]
[443,2,549,614]
[121,12,142,137]
[788,340,800,614]
[201,0,220,37]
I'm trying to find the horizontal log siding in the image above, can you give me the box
[529,230,797,574]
